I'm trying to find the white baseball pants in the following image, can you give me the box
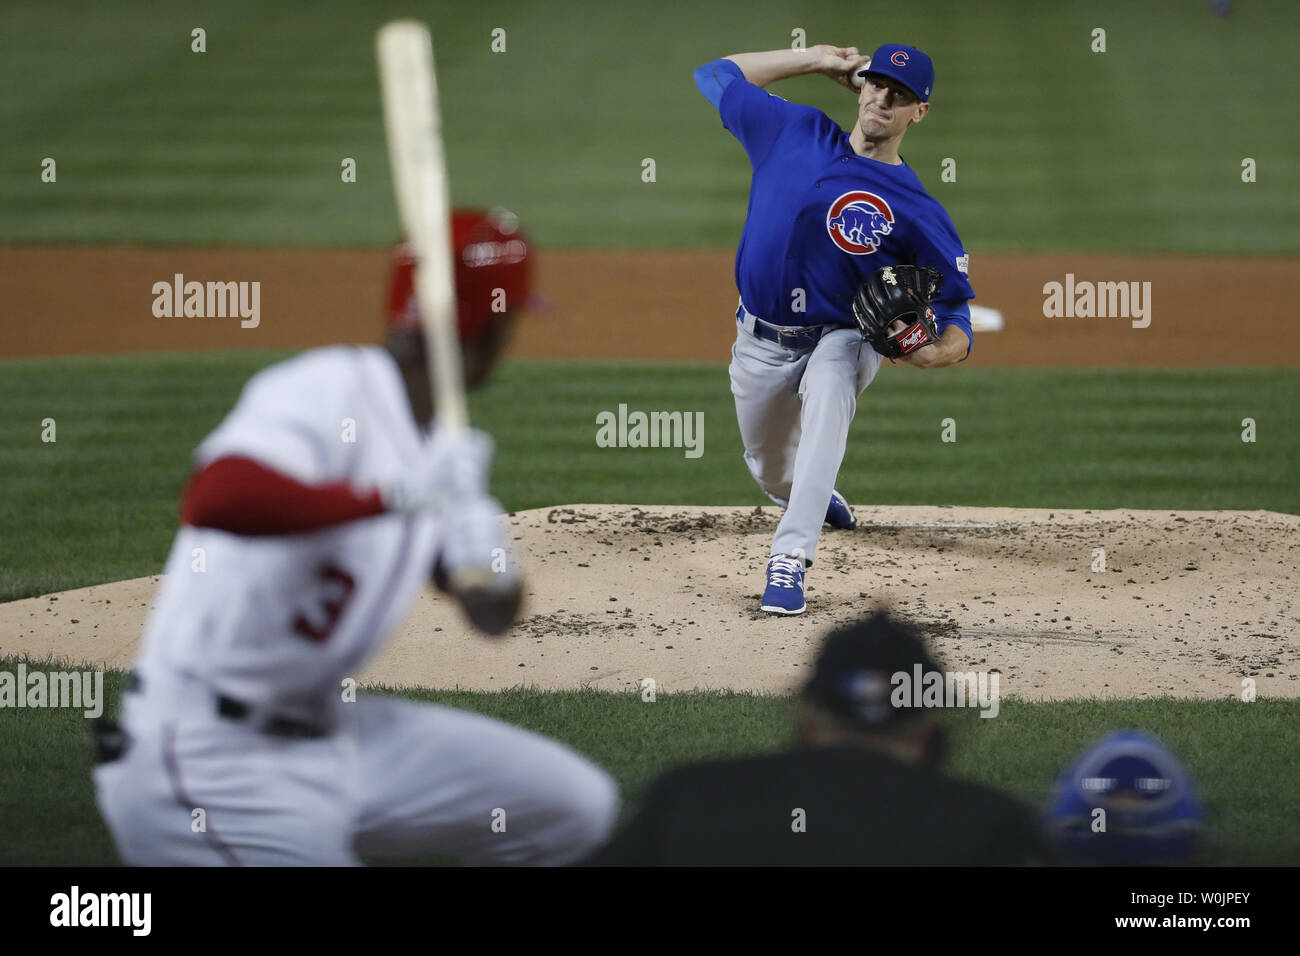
[729,317,882,564]
[94,681,619,866]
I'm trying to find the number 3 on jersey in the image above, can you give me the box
[293,563,357,642]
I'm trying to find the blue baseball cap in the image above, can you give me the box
[857,43,934,102]
[1045,730,1203,865]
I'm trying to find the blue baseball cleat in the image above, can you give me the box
[761,554,806,615]
[825,490,856,530]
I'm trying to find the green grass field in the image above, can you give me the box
[3,0,1298,252]
[3,662,1296,865]
[3,353,1296,602]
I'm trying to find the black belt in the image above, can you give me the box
[215,695,329,739]
[736,303,841,351]
[125,671,329,740]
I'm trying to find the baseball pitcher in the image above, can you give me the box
[694,43,976,615]
[93,209,619,865]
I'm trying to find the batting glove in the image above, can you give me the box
[381,427,494,514]
[435,495,523,636]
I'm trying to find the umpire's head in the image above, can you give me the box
[797,610,948,768]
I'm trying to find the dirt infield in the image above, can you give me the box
[2,246,1297,365]
[3,505,1297,701]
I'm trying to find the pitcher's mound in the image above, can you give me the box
[3,505,1297,701]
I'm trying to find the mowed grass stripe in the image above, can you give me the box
[2,0,1297,250]
[2,354,1296,601]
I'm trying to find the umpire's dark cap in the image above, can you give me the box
[801,611,940,728]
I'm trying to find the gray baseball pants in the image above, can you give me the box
[728,310,882,565]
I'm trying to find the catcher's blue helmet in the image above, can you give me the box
[1045,730,1202,865]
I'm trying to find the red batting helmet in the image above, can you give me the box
[385,207,532,340]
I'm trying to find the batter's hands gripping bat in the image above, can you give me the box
[377,19,467,434]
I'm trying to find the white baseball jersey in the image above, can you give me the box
[134,345,438,729]
[98,346,620,866]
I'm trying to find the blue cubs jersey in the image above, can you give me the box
[695,59,974,352]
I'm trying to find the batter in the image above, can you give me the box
[694,42,976,615]
[92,210,619,865]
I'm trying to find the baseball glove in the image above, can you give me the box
[851,264,945,359]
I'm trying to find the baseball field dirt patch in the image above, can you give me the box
[3,505,1296,702]
[2,247,1297,366]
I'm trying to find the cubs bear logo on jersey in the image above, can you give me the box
[826,191,895,256]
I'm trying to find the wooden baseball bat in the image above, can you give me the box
[376,20,467,433]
